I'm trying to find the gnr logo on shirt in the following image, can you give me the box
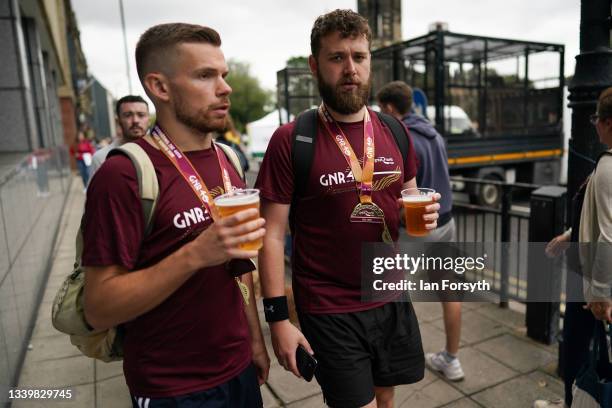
[319,170,355,187]
[173,206,210,229]
[319,157,399,188]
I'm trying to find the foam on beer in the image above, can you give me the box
[215,193,259,207]
[402,195,432,203]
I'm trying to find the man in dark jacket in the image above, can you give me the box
[377,81,465,382]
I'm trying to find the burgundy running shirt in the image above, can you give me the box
[82,138,251,397]
[255,109,417,314]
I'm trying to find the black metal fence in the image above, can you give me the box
[451,176,542,305]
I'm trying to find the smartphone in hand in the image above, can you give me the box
[296,345,317,382]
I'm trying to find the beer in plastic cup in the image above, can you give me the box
[401,188,435,237]
[214,188,262,251]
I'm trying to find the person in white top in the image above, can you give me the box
[534,87,612,408]
[580,87,612,320]
[89,95,150,179]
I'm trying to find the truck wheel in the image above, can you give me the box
[476,177,502,208]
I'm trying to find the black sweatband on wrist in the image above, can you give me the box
[263,296,289,322]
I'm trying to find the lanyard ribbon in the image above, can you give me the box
[318,105,375,203]
[150,125,234,220]
[150,125,252,305]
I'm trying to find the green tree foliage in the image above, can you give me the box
[286,56,309,68]
[280,56,320,117]
[226,60,272,133]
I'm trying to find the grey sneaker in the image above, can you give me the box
[532,399,565,408]
[425,351,465,381]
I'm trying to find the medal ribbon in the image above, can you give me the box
[150,125,251,305]
[150,125,234,221]
[318,104,375,204]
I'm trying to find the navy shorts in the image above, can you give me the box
[299,301,424,408]
[131,364,263,408]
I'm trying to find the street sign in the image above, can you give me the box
[412,88,428,118]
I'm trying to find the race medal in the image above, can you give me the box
[235,277,250,306]
[350,202,384,224]
[319,105,393,244]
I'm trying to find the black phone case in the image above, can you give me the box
[296,346,317,382]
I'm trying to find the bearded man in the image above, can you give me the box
[255,9,440,408]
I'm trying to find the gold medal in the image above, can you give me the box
[235,277,250,306]
[350,202,385,224]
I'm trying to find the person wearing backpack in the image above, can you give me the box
[255,10,441,408]
[376,81,465,383]
[81,23,268,407]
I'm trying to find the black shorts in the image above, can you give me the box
[298,302,424,408]
[130,364,262,408]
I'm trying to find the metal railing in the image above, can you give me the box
[451,176,542,305]
[0,147,71,403]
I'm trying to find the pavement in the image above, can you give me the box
[13,176,564,407]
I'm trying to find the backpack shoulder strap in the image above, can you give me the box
[110,143,159,237]
[291,108,318,199]
[376,111,409,162]
[214,141,245,181]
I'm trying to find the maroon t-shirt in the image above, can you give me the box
[82,138,251,397]
[255,110,417,313]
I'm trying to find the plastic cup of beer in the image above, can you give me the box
[214,188,262,251]
[401,188,435,237]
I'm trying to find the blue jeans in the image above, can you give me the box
[76,159,90,187]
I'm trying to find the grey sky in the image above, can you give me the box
[71,0,580,107]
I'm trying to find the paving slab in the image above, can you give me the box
[439,347,517,395]
[39,288,58,305]
[262,384,281,408]
[266,360,321,404]
[95,360,124,382]
[419,323,447,355]
[96,374,131,408]
[10,382,94,408]
[473,303,526,330]
[30,309,61,339]
[432,310,507,345]
[471,371,563,408]
[44,273,71,291]
[285,393,325,408]
[18,355,94,388]
[419,322,466,355]
[439,397,482,408]
[24,333,83,362]
[395,369,464,408]
[413,302,444,323]
[474,334,556,373]
[460,302,488,311]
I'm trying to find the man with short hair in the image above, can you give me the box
[256,10,440,408]
[89,95,150,178]
[82,23,269,407]
[376,81,464,382]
